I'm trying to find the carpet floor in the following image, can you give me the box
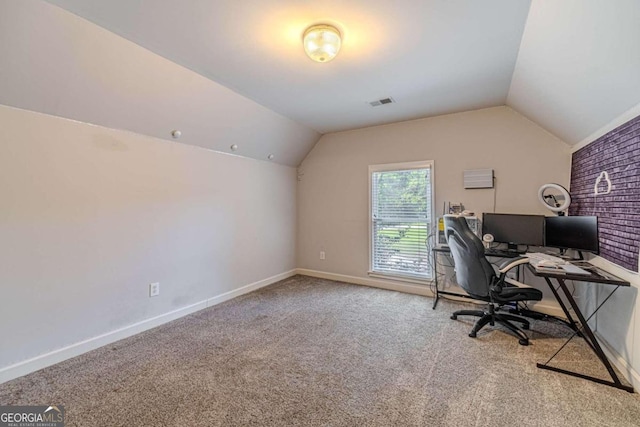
[1,275,639,426]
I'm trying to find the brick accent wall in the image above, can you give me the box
[569,114,640,272]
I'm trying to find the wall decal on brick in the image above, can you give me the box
[570,114,640,272]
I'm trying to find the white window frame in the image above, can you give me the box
[368,160,435,284]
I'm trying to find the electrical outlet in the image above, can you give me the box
[320,251,325,260]
[149,282,160,297]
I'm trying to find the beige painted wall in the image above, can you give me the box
[0,105,297,370]
[297,106,571,300]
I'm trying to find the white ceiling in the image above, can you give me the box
[0,0,319,166]
[2,1,639,165]
[508,0,640,144]
[45,0,531,134]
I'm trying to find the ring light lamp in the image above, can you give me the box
[538,183,571,215]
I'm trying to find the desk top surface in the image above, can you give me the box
[434,245,629,286]
[526,263,630,286]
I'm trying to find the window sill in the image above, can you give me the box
[367,271,432,286]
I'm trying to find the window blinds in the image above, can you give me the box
[371,167,432,279]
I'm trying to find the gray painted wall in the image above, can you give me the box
[0,105,297,370]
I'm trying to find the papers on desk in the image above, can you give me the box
[532,264,563,273]
[532,262,592,275]
[560,263,592,275]
[526,252,592,275]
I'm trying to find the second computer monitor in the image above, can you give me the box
[544,215,599,254]
[482,213,545,248]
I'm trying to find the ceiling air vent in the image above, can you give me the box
[369,97,395,107]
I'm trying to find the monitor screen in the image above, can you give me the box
[482,213,545,247]
[545,216,599,254]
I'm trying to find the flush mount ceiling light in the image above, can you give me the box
[303,24,341,63]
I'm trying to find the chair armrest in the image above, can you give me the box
[497,256,529,274]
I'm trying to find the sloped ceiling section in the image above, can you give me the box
[507,0,640,145]
[0,0,320,166]
[45,0,532,134]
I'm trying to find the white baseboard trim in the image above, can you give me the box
[7,269,620,388]
[0,270,296,384]
[596,332,640,391]
[296,268,432,296]
[205,270,296,306]
[295,268,565,318]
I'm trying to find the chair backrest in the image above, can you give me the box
[443,215,496,299]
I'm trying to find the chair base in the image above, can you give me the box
[451,305,531,346]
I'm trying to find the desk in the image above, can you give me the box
[527,264,633,393]
[431,246,521,309]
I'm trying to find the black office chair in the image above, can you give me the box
[444,215,543,345]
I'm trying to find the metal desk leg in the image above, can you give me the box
[432,249,439,309]
[537,278,633,393]
[542,276,580,332]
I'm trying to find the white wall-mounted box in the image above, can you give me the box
[463,169,494,189]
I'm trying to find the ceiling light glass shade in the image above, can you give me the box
[303,25,341,63]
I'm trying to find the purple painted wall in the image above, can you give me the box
[569,114,640,272]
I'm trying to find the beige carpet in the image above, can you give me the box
[1,275,639,426]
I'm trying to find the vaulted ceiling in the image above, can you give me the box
[1,1,639,165]
[44,0,531,134]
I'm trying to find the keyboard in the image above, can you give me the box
[484,249,522,258]
[525,252,566,267]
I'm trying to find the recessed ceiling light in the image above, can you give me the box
[171,130,182,139]
[267,154,275,160]
[230,144,238,151]
[303,24,341,63]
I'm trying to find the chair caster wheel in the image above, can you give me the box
[451,315,457,320]
[469,332,477,338]
[519,339,529,346]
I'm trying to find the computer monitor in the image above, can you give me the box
[545,216,599,254]
[482,213,545,250]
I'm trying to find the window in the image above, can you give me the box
[369,161,434,281]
